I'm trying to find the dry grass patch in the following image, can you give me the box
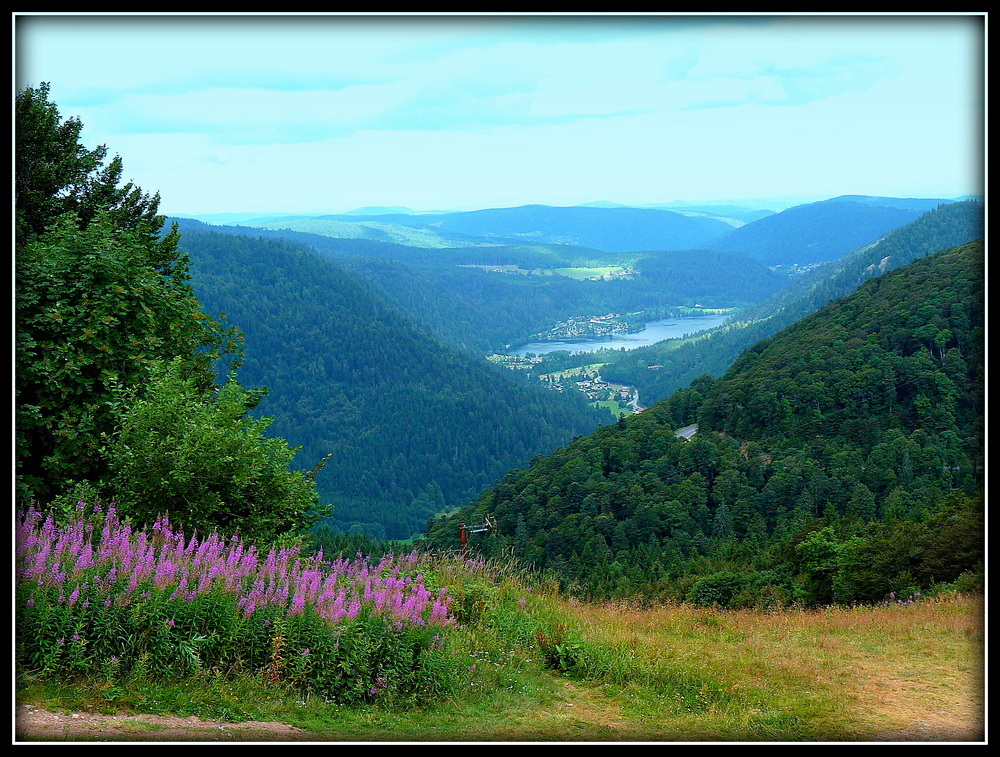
[549,593,984,741]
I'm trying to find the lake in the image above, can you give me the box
[507,312,732,356]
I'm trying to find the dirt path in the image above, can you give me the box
[15,704,312,742]
[16,687,985,744]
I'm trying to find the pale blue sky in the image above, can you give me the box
[15,13,985,216]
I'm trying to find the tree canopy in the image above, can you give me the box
[424,241,984,606]
[15,83,319,541]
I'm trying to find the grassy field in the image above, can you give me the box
[551,266,633,280]
[588,399,633,417]
[16,591,983,743]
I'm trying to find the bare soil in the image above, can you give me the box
[15,704,312,742]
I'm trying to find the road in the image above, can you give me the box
[675,424,697,440]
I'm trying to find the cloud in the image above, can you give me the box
[16,13,983,213]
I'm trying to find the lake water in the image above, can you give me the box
[508,313,732,357]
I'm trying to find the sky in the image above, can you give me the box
[15,12,986,217]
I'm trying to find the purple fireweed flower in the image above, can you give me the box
[16,506,456,637]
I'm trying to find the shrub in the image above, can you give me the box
[685,571,749,608]
[105,359,322,543]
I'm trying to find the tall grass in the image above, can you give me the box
[16,502,982,740]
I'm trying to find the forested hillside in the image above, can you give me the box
[710,195,952,267]
[600,199,985,406]
[179,229,613,539]
[172,217,788,355]
[424,240,984,606]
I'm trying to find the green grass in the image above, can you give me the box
[16,558,984,742]
[589,400,632,416]
[551,266,632,280]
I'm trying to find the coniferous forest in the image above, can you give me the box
[178,229,613,539]
[13,8,989,740]
[425,240,984,606]
[15,81,984,604]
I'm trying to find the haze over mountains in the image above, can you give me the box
[180,194,967,260]
[169,192,981,540]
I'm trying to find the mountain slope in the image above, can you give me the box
[600,199,984,406]
[698,240,984,451]
[710,195,955,267]
[425,240,984,605]
[180,229,613,539]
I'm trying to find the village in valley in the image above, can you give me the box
[488,354,643,416]
[526,312,644,342]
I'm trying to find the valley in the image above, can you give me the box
[166,195,983,542]
[15,20,985,744]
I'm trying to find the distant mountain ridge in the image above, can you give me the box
[249,203,735,254]
[711,195,959,267]
[183,194,962,262]
[599,199,984,404]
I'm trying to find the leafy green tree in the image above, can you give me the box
[106,359,323,542]
[793,525,841,606]
[16,83,319,544]
[15,213,238,503]
[15,82,240,504]
[845,482,878,522]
